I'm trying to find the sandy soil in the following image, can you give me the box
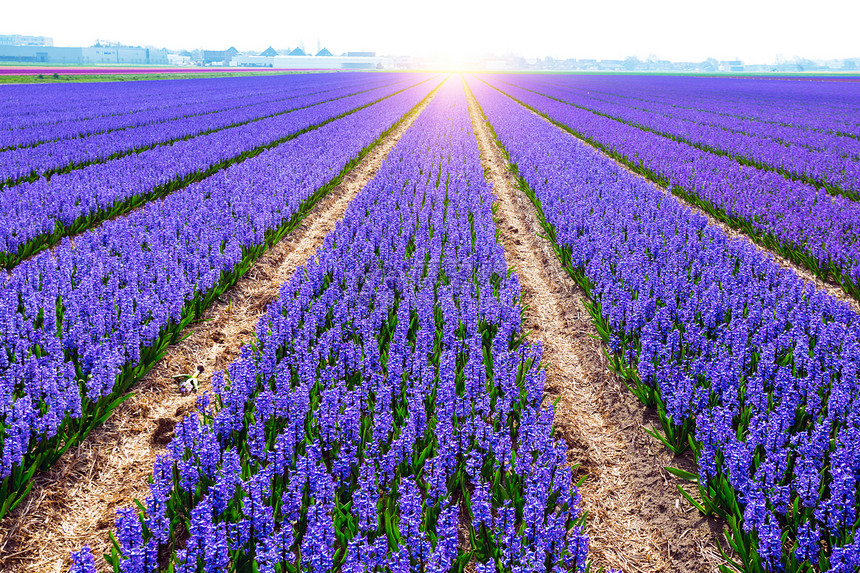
[464,78,725,573]
[0,84,441,573]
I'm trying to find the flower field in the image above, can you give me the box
[0,71,858,573]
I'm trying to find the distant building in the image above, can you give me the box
[0,44,167,64]
[719,60,745,72]
[167,53,192,66]
[597,59,625,71]
[0,34,53,47]
[341,62,375,70]
[231,52,392,70]
[288,47,306,56]
[743,64,774,73]
[315,47,333,57]
[203,47,238,65]
[674,62,701,72]
[260,46,278,57]
[347,51,375,58]
[776,63,803,72]
[575,59,599,70]
[84,46,149,64]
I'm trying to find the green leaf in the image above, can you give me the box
[644,427,681,454]
[676,484,708,515]
[664,466,699,482]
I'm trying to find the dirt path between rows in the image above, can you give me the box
[464,78,725,573]
[0,84,441,573]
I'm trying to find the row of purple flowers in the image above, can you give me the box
[69,75,593,573]
[467,75,860,572]
[0,75,432,268]
[494,74,860,197]
[476,75,860,302]
[0,73,393,150]
[0,74,411,185]
[0,75,440,521]
[520,75,860,136]
[1,74,339,131]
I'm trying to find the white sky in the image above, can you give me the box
[4,0,859,63]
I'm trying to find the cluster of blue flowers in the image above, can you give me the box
[469,76,860,572]
[0,74,418,185]
[529,74,860,132]
[2,75,313,133]
[0,74,431,266]
[69,77,591,572]
[490,74,860,198]
[0,73,385,150]
[3,77,230,138]
[476,75,860,301]
[0,77,439,519]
